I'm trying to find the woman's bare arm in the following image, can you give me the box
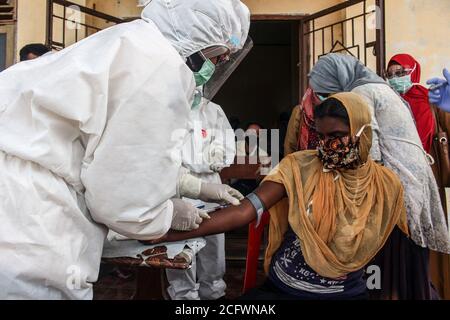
[142,181,286,244]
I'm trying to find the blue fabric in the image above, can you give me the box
[309,53,387,93]
[268,229,367,299]
[427,68,450,112]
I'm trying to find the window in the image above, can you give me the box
[0,0,16,23]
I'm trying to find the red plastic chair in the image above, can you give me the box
[242,211,270,294]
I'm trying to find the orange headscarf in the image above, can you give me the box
[264,92,409,278]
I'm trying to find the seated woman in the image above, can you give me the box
[309,53,450,300]
[145,93,408,300]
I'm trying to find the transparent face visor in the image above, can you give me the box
[203,37,254,100]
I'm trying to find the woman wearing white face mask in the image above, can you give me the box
[386,54,436,153]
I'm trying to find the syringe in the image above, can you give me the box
[429,81,448,91]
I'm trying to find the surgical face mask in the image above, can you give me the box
[194,59,216,87]
[388,75,413,94]
[318,125,369,170]
[387,64,416,94]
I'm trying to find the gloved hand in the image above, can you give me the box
[170,199,210,231]
[198,183,244,206]
[427,68,450,112]
[210,163,226,173]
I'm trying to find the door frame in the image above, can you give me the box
[0,24,16,70]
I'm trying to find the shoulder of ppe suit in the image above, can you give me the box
[109,21,196,98]
[207,101,226,117]
[202,102,231,128]
[36,19,191,86]
[110,19,188,70]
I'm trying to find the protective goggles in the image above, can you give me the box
[202,46,231,66]
[384,65,416,79]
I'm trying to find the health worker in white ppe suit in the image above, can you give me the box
[0,0,250,300]
[166,98,236,300]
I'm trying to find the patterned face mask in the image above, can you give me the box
[317,125,369,170]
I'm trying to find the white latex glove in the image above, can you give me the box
[170,199,210,231]
[178,173,203,199]
[199,183,244,206]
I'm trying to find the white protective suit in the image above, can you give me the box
[0,0,250,300]
[166,99,235,300]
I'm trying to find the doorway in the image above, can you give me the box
[216,16,304,268]
[213,17,303,132]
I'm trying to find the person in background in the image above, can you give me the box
[229,116,241,131]
[276,111,291,159]
[243,122,270,158]
[19,43,51,61]
[387,54,435,153]
[144,93,409,301]
[233,121,269,196]
[166,98,237,300]
[284,88,323,156]
[388,55,450,300]
[427,69,450,300]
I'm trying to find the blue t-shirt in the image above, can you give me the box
[268,228,367,299]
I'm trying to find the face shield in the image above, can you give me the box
[202,37,254,100]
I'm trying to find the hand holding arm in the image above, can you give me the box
[142,181,286,244]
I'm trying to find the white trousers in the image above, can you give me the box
[166,233,226,300]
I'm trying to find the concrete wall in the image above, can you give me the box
[242,0,343,14]
[86,0,142,19]
[243,0,450,84]
[385,0,450,85]
[16,0,87,58]
[16,0,47,56]
[13,0,450,82]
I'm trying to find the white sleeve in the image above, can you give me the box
[80,22,196,240]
